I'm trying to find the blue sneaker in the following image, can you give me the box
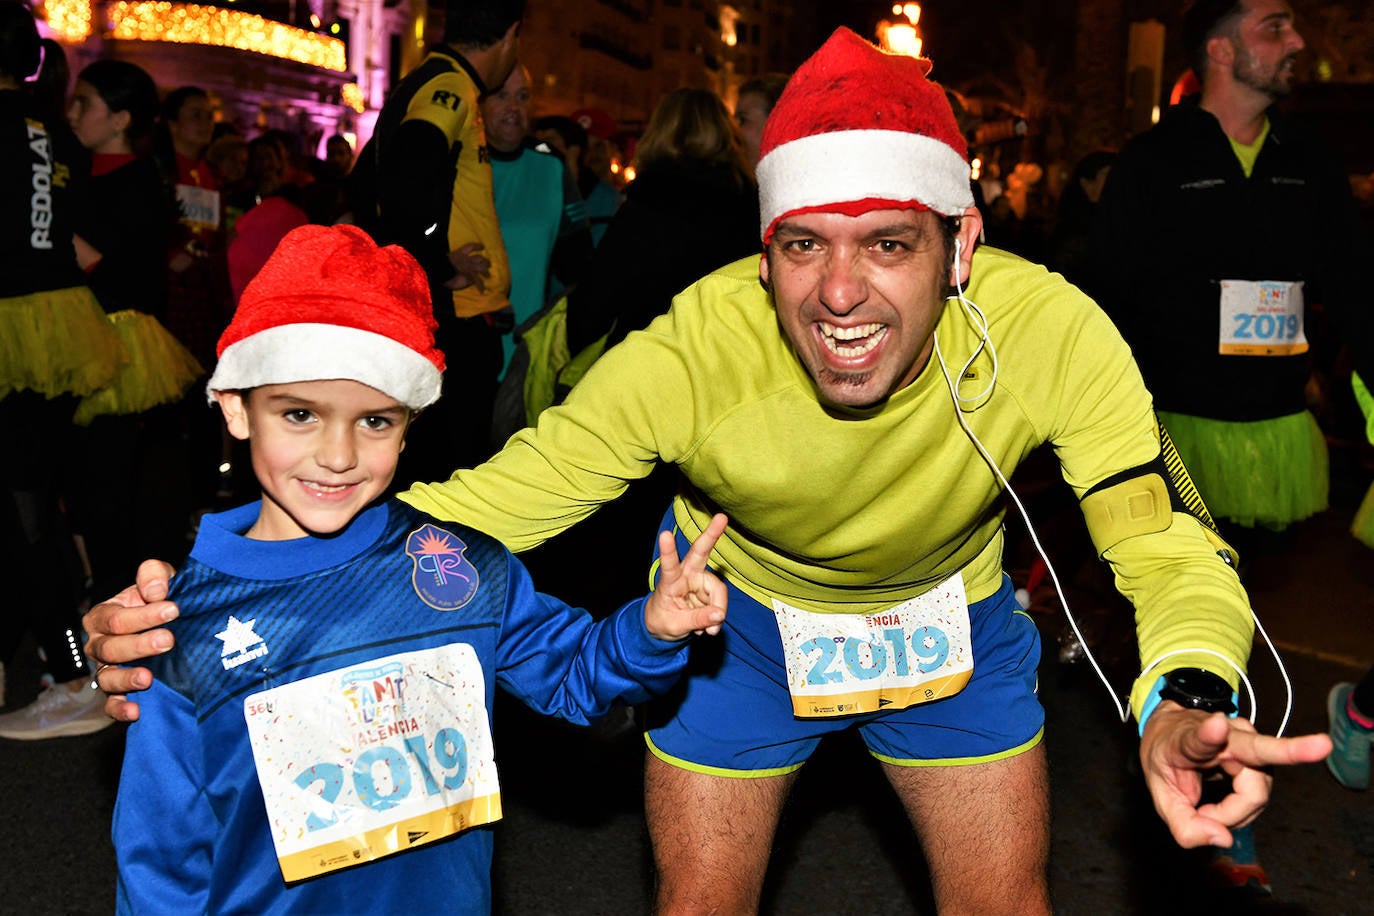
[1327,683,1374,790]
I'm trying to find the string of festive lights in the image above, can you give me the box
[106,1,347,72]
[340,81,365,113]
[42,0,93,43]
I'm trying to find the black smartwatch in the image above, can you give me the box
[1158,667,1237,715]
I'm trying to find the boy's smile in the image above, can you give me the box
[214,380,411,541]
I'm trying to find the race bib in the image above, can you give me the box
[1218,279,1307,356]
[772,574,974,718]
[176,183,221,231]
[244,644,500,882]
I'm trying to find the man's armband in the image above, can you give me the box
[1079,420,1237,566]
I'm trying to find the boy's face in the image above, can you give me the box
[214,380,410,541]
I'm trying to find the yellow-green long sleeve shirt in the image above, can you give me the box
[402,247,1253,719]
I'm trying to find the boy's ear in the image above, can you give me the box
[213,390,251,441]
[398,409,420,453]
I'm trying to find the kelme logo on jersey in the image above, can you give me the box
[405,525,479,610]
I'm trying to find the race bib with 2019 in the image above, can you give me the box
[771,573,974,718]
[1218,279,1307,356]
[244,644,500,882]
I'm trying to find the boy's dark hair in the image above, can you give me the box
[443,0,525,48]
[1183,0,1245,78]
[533,114,588,153]
[0,1,40,83]
[77,59,161,145]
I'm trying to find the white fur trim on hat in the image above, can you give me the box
[206,323,443,409]
[757,129,974,238]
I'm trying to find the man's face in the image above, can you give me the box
[735,91,771,168]
[762,208,978,409]
[482,66,531,154]
[325,138,353,174]
[1229,0,1305,97]
[216,380,409,541]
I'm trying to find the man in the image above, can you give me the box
[482,64,592,375]
[1092,6,1373,887]
[568,107,624,245]
[1091,0,1374,546]
[88,28,1329,914]
[365,0,522,480]
[322,133,353,177]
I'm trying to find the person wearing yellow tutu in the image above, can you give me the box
[0,3,123,738]
[63,60,202,614]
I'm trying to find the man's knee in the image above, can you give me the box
[645,752,794,915]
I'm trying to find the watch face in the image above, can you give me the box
[1170,670,1230,701]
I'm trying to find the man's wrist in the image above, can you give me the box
[1137,668,1239,736]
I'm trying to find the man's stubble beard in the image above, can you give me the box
[1234,51,1299,99]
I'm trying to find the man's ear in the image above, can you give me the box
[212,390,251,441]
[951,206,983,288]
[759,251,771,290]
[1206,34,1235,70]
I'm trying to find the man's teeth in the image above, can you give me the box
[304,481,349,493]
[821,323,886,357]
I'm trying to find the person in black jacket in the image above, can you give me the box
[1089,0,1374,892]
[0,0,120,739]
[534,88,758,616]
[565,88,759,354]
[1091,0,1373,547]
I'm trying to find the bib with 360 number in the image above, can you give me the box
[244,644,500,882]
[771,573,974,718]
[1218,279,1307,356]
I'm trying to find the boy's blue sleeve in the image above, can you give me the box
[495,552,689,724]
[113,681,214,915]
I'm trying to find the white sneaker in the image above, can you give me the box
[0,681,113,740]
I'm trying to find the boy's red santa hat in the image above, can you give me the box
[756,27,974,243]
[207,225,444,409]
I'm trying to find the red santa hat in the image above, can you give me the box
[207,224,444,409]
[756,27,974,243]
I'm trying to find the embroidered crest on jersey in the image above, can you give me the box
[406,524,479,610]
[216,614,270,670]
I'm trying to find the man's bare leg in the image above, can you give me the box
[882,743,1051,915]
[645,750,798,915]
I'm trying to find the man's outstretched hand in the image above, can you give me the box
[1140,702,1332,848]
[83,560,179,722]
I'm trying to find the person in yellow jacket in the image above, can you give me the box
[365,0,520,480]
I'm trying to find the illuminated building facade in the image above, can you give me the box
[34,0,811,150]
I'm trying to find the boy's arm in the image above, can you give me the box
[113,681,214,914]
[495,518,727,724]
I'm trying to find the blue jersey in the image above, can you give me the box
[113,499,686,914]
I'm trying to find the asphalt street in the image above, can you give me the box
[2,448,1372,915]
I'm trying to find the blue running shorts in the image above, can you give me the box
[644,518,1044,776]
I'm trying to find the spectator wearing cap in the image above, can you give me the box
[570,107,624,245]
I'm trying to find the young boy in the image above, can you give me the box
[111,225,728,914]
